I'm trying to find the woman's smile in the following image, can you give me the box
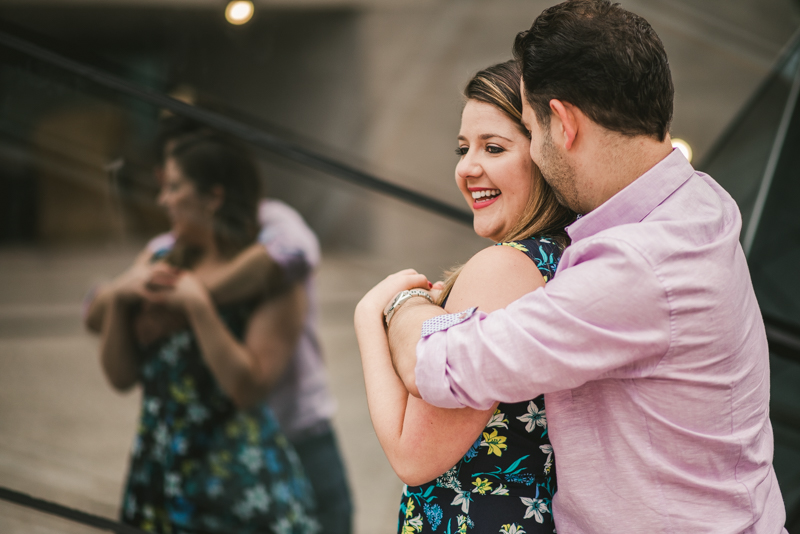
[469,187,502,209]
[456,99,533,242]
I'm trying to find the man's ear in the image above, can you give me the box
[549,99,578,150]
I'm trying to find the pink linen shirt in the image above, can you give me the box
[415,150,786,532]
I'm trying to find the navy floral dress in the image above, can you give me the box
[121,301,319,534]
[398,237,563,534]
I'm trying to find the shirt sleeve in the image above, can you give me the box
[415,236,672,410]
[420,307,478,337]
[257,199,320,284]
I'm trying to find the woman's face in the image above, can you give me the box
[456,99,533,242]
[158,157,216,242]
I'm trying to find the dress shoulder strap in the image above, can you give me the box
[494,236,564,283]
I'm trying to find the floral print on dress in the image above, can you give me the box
[398,236,563,534]
[121,302,319,534]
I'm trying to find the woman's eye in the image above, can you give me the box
[455,146,468,156]
[486,145,505,154]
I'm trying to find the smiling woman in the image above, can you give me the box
[455,99,533,242]
[437,60,575,306]
[354,60,576,533]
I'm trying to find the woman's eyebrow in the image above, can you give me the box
[480,133,513,142]
[457,133,514,142]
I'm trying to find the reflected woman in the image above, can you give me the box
[98,132,319,534]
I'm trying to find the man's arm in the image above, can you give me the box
[387,298,444,397]
[406,238,672,410]
[199,243,286,305]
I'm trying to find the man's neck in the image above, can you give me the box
[580,134,674,213]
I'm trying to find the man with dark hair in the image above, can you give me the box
[377,1,787,531]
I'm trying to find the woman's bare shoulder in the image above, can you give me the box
[445,244,545,314]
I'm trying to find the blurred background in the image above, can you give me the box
[1,0,799,532]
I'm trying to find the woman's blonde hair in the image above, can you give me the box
[437,60,576,305]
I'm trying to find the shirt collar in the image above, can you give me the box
[566,148,695,242]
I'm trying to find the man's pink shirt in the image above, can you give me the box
[416,150,787,532]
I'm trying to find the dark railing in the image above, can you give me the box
[0,487,147,534]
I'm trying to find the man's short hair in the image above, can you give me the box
[514,0,674,141]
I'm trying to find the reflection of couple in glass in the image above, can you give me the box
[357,1,786,533]
[85,130,351,534]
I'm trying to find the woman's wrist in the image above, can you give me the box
[183,288,214,317]
[384,290,434,326]
[110,285,137,307]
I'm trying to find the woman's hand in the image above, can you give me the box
[108,261,180,304]
[109,262,157,304]
[355,269,431,327]
[145,271,211,312]
[429,280,445,304]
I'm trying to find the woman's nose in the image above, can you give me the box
[456,152,481,180]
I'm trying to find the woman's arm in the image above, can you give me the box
[98,258,160,390]
[84,248,152,333]
[176,273,305,410]
[100,297,142,391]
[356,247,546,486]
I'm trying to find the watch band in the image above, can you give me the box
[383,289,434,326]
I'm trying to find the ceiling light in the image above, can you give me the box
[671,138,693,163]
[225,1,254,25]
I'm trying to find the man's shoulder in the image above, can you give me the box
[580,173,741,267]
[258,198,321,272]
[146,232,175,254]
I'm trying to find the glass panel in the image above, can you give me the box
[0,25,483,534]
[770,354,800,531]
[747,56,800,329]
[0,7,366,156]
[699,46,800,230]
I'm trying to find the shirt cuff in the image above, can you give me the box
[415,308,479,409]
[420,307,477,337]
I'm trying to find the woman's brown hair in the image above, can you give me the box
[437,60,576,305]
[164,132,261,268]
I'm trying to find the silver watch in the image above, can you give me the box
[383,289,434,325]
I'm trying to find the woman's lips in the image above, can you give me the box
[469,188,501,210]
[472,195,500,209]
